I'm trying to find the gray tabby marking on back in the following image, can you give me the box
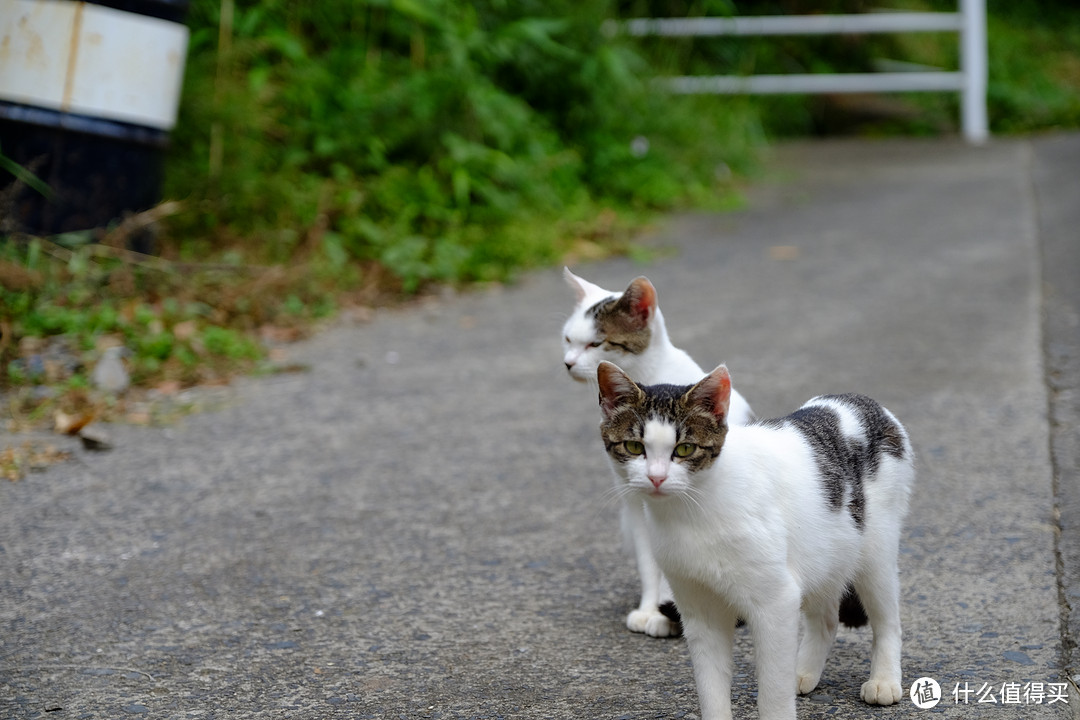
[756,394,908,531]
[757,407,866,529]
[587,296,652,356]
[818,393,908,468]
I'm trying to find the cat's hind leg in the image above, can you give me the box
[622,498,677,637]
[795,592,839,695]
[852,558,903,705]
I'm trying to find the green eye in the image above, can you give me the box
[624,440,645,455]
[674,443,696,458]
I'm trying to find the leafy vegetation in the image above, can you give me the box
[2,0,1078,427]
[0,232,310,427]
[164,0,762,289]
[982,1,1080,132]
[629,0,1080,137]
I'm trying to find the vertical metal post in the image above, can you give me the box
[960,0,989,144]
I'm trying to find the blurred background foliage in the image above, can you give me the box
[2,0,1078,409]
[161,0,1079,290]
[164,0,763,293]
[640,0,1080,137]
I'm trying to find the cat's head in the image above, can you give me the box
[597,361,731,498]
[561,267,658,383]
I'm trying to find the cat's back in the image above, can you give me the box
[758,394,910,461]
[738,393,914,523]
[801,393,912,466]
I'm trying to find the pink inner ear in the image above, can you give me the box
[690,366,731,420]
[713,371,731,413]
[598,362,636,416]
[628,278,656,323]
[710,369,732,420]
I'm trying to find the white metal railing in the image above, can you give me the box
[608,0,988,144]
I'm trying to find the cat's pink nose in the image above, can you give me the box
[648,474,666,489]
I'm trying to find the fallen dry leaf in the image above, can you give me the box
[126,411,153,425]
[55,409,96,436]
[769,245,801,261]
[154,380,183,396]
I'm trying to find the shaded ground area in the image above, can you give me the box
[2,134,1079,719]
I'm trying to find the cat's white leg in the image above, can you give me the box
[853,560,903,705]
[795,593,839,695]
[621,498,676,637]
[671,580,737,720]
[749,581,800,720]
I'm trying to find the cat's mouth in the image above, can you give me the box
[566,367,591,383]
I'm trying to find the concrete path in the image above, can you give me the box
[2,134,1078,719]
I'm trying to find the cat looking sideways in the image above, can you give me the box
[561,268,754,637]
[596,361,914,720]
[561,268,753,423]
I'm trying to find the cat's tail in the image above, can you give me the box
[658,601,684,637]
[838,585,869,628]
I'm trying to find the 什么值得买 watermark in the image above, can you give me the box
[909,676,1070,709]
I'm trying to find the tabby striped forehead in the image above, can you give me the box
[585,295,619,320]
[600,381,728,466]
[586,296,652,355]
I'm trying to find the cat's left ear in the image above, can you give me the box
[564,267,605,303]
[617,277,658,329]
[686,365,732,422]
[597,361,642,417]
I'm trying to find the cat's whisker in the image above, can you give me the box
[678,485,707,514]
[595,483,635,515]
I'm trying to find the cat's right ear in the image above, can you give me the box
[686,365,732,423]
[597,361,640,417]
[619,277,658,329]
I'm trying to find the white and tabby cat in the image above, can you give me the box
[597,361,913,720]
[562,268,754,422]
[562,268,755,637]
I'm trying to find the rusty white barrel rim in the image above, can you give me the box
[0,0,189,131]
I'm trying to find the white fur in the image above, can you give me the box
[562,267,754,637]
[607,386,914,720]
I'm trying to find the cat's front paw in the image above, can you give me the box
[861,677,902,705]
[797,672,821,695]
[626,609,677,638]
